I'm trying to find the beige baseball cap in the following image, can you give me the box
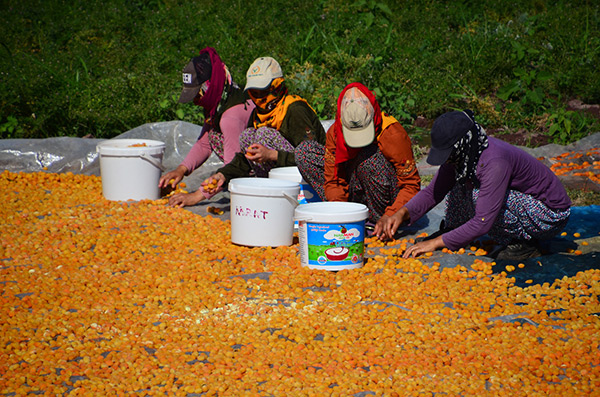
[244,57,283,91]
[341,87,375,148]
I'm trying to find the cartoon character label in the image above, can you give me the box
[298,220,365,269]
[299,183,321,204]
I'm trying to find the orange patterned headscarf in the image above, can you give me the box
[250,78,313,130]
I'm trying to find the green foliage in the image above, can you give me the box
[0,0,599,143]
[0,116,24,139]
[496,38,556,112]
[546,108,590,145]
[351,0,393,28]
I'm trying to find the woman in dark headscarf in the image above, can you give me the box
[295,82,421,225]
[376,110,572,261]
[159,47,255,207]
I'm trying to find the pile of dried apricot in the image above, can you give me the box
[1,170,599,395]
[547,148,600,185]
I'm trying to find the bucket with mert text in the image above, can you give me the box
[229,178,300,247]
[96,139,165,201]
[295,202,369,270]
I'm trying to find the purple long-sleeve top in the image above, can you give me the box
[404,137,571,250]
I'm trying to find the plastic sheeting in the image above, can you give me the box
[0,122,220,187]
[0,120,336,192]
[1,121,598,287]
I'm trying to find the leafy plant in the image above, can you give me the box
[0,116,24,139]
[372,83,414,122]
[497,67,553,110]
[351,0,393,28]
[0,0,598,144]
[546,108,590,145]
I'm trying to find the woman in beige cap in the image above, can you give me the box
[202,57,326,194]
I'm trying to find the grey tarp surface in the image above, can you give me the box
[1,121,598,287]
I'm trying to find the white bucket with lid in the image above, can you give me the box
[295,202,369,270]
[268,166,321,204]
[96,139,166,201]
[229,178,301,247]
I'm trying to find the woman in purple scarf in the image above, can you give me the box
[159,47,255,207]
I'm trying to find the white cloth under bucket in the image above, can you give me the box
[229,177,300,247]
[96,139,165,201]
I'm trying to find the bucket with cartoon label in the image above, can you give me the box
[294,202,369,270]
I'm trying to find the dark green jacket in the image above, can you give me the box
[218,101,325,182]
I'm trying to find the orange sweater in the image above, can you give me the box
[323,121,421,216]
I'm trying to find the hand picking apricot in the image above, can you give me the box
[205,178,219,193]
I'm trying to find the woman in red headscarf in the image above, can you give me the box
[296,82,421,229]
[159,47,255,207]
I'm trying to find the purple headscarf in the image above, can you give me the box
[193,47,226,121]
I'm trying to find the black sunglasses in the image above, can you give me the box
[248,89,270,99]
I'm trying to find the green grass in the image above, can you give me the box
[1,0,599,142]
[566,188,600,207]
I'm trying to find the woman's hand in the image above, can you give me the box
[201,172,226,194]
[374,208,409,241]
[245,144,277,163]
[159,165,187,189]
[167,189,206,208]
[402,235,446,258]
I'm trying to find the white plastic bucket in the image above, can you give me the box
[268,166,321,204]
[229,178,301,247]
[96,139,166,201]
[295,202,369,270]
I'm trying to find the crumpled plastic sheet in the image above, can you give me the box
[0,121,209,177]
[0,119,336,190]
[0,136,104,175]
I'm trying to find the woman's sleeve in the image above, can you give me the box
[323,124,349,202]
[219,100,255,164]
[404,164,456,224]
[180,125,212,174]
[441,160,511,250]
[379,124,422,216]
[277,102,324,167]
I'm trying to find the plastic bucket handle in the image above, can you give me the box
[282,192,300,208]
[139,152,166,171]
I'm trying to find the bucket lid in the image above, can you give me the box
[268,166,304,184]
[295,202,369,223]
[229,177,300,197]
[97,139,166,156]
